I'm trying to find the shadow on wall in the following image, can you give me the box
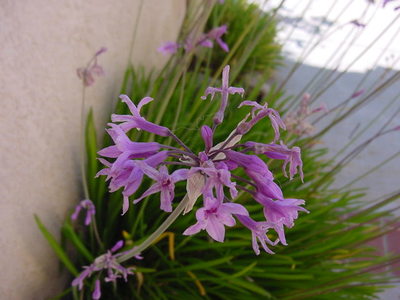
[275,57,400,204]
[274,58,400,298]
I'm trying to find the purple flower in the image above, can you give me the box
[201,125,214,152]
[95,64,307,256]
[225,150,274,181]
[92,280,101,300]
[98,123,160,159]
[284,93,326,136]
[77,47,107,87]
[183,195,249,242]
[112,95,170,136]
[191,162,238,201]
[201,65,245,125]
[71,199,96,226]
[158,42,180,55]
[201,25,229,52]
[225,150,286,200]
[97,151,168,215]
[238,101,286,142]
[158,24,229,54]
[236,215,278,255]
[245,141,304,181]
[256,193,308,245]
[133,163,189,212]
[72,241,136,294]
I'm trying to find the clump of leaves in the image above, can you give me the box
[205,0,282,76]
[36,1,400,299]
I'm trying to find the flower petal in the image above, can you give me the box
[205,215,225,242]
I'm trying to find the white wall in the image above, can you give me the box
[0,1,185,299]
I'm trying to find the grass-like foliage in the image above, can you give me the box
[204,0,281,76]
[37,1,400,299]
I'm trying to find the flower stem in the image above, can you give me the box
[117,194,189,263]
[168,131,195,155]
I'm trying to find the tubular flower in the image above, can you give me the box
[183,193,249,242]
[95,64,306,257]
[245,141,304,181]
[284,93,326,136]
[72,241,140,299]
[112,95,170,136]
[77,47,107,87]
[71,199,96,226]
[158,41,180,55]
[133,163,189,212]
[201,65,245,125]
[255,193,308,245]
[158,25,230,55]
[237,100,286,142]
[236,215,278,255]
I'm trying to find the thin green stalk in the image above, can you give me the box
[118,194,189,262]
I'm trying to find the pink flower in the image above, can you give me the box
[77,47,107,87]
[256,193,308,245]
[98,123,160,159]
[284,93,326,136]
[72,241,136,292]
[71,199,96,226]
[158,42,180,55]
[201,65,245,125]
[200,25,229,52]
[158,25,229,54]
[236,215,278,255]
[92,280,101,300]
[183,196,249,242]
[237,100,286,142]
[245,141,304,181]
[133,162,189,212]
[201,125,214,152]
[112,95,170,136]
[97,151,168,215]
[191,162,238,201]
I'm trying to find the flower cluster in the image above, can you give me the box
[97,65,308,255]
[77,47,107,87]
[284,93,326,136]
[158,25,229,55]
[71,199,96,226]
[72,241,141,299]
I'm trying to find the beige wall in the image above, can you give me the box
[0,1,185,299]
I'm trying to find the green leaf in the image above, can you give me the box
[62,222,94,262]
[85,108,99,202]
[34,215,78,275]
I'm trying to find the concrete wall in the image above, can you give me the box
[0,1,185,299]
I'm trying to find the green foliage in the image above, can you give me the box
[205,0,282,77]
[37,1,399,299]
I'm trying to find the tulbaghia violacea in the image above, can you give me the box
[158,25,229,54]
[73,65,308,295]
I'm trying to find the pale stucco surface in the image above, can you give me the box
[0,1,185,299]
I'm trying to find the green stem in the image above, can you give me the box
[80,86,90,200]
[117,194,189,263]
